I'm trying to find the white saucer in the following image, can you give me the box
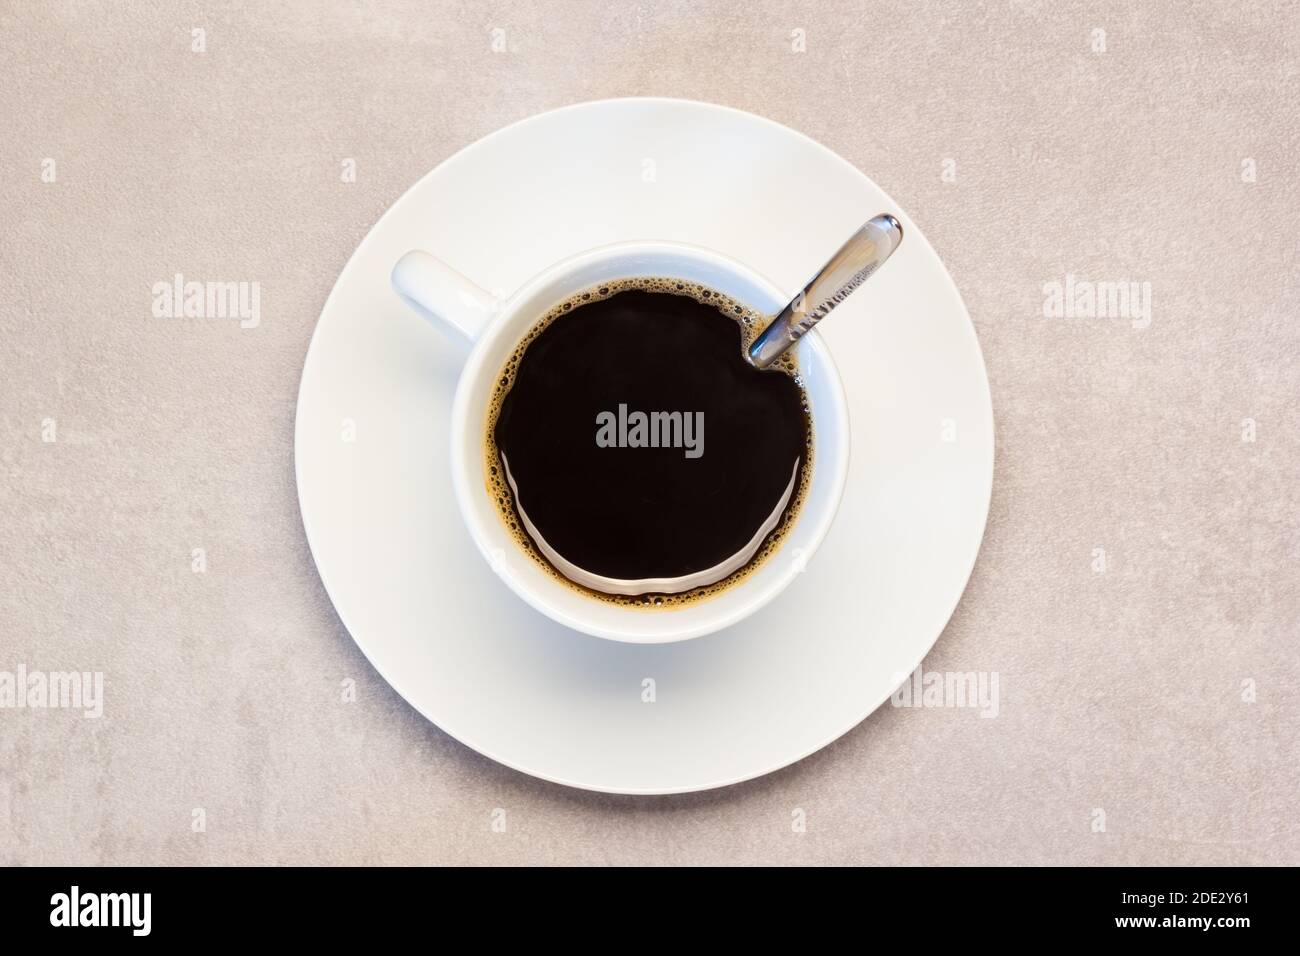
[294,98,993,794]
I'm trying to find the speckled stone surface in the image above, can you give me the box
[1,1,1296,865]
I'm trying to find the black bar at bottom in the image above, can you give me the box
[0,866,1285,940]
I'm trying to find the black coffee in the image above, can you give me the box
[486,279,811,605]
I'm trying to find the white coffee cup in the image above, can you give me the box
[392,241,850,644]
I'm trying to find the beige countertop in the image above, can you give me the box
[1,0,1296,865]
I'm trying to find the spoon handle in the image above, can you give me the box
[747,214,903,369]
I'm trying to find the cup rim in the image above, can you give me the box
[449,240,851,643]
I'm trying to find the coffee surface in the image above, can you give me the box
[489,281,810,601]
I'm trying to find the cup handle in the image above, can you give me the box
[391,250,500,341]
